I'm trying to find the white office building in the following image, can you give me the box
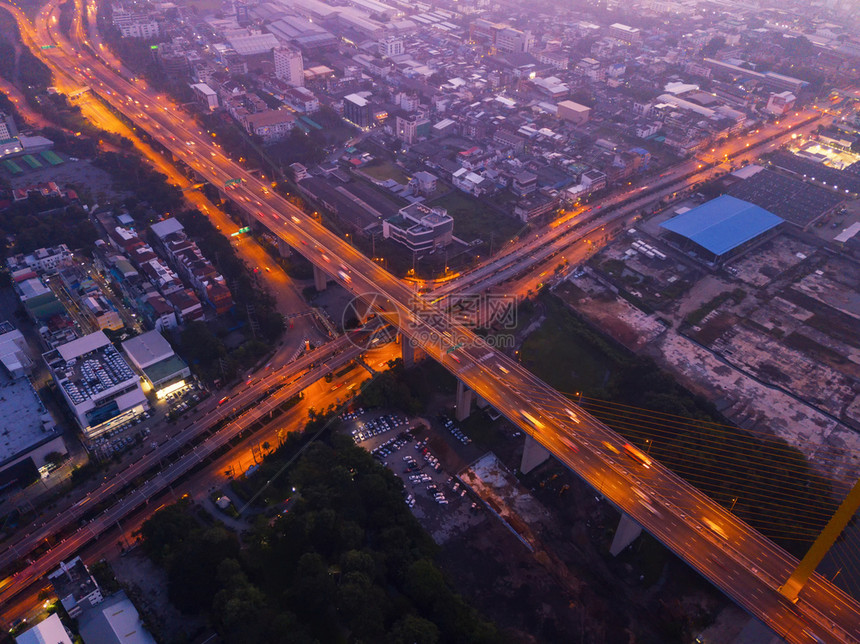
[274,46,304,87]
[378,36,404,58]
[43,331,148,439]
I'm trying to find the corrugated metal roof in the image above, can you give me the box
[659,195,783,256]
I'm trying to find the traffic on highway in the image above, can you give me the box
[0,1,855,641]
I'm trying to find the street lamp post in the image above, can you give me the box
[730,497,738,513]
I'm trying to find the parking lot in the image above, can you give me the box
[343,409,485,542]
[89,410,154,461]
[88,383,206,461]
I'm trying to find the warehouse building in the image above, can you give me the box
[659,195,783,264]
[122,330,191,400]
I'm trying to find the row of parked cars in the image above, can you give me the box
[352,413,409,443]
[341,407,366,421]
[416,441,443,473]
[371,432,412,460]
[94,426,151,457]
[440,415,472,445]
[426,482,448,505]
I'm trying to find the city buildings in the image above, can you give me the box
[43,331,148,439]
[47,557,104,618]
[0,111,18,141]
[344,93,372,127]
[382,203,453,253]
[191,83,219,111]
[608,23,641,44]
[122,330,191,400]
[111,6,159,39]
[241,109,296,143]
[274,45,304,86]
[150,218,233,314]
[378,36,403,58]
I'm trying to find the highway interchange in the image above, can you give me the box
[0,1,857,640]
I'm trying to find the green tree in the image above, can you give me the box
[390,615,440,644]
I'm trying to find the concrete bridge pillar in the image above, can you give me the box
[455,380,473,421]
[313,265,328,291]
[520,434,551,474]
[277,238,292,258]
[401,334,415,367]
[609,513,643,556]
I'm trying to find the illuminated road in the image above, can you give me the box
[430,109,823,300]
[0,340,395,628]
[2,2,858,641]
[0,331,365,592]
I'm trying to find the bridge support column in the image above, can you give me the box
[609,514,643,556]
[313,265,328,291]
[520,435,550,474]
[277,238,292,258]
[401,335,414,368]
[455,380,473,421]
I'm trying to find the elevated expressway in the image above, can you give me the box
[0,333,365,598]
[3,2,858,641]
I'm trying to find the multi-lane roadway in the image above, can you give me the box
[3,2,859,641]
[0,331,365,595]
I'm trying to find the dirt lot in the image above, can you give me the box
[8,157,119,198]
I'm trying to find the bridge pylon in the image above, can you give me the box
[455,380,473,421]
[609,514,643,556]
[779,476,860,603]
[520,434,550,474]
[400,334,415,367]
[276,238,292,258]
[313,265,328,291]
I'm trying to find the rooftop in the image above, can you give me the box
[46,332,137,407]
[122,330,174,370]
[150,217,185,239]
[660,195,783,256]
[0,369,56,466]
[79,591,156,644]
[143,354,189,385]
[344,93,369,107]
[15,614,72,644]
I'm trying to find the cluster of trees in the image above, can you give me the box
[93,152,184,215]
[523,292,838,556]
[357,358,456,416]
[0,199,98,261]
[140,423,500,644]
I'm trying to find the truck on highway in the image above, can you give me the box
[623,443,652,468]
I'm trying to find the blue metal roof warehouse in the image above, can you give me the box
[659,195,783,258]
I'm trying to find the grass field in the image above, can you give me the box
[519,294,617,395]
[359,160,410,184]
[430,191,523,246]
